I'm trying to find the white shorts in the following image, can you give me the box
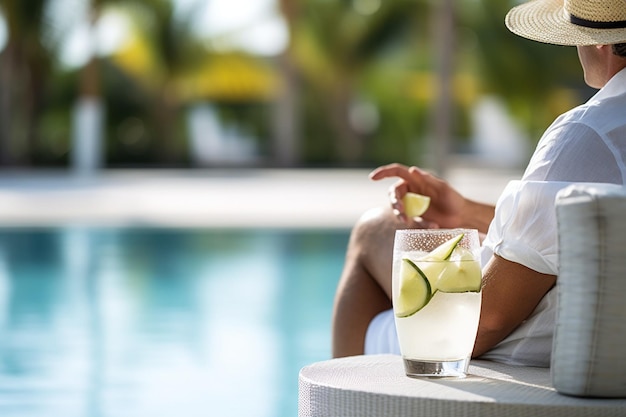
[364,308,400,355]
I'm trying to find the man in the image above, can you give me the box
[331,0,626,366]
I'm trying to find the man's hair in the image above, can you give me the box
[613,43,626,57]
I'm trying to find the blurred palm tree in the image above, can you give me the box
[275,0,301,166]
[0,0,54,166]
[287,0,422,165]
[74,0,207,168]
[81,0,105,99]
[71,0,107,172]
[108,0,207,165]
[467,0,587,139]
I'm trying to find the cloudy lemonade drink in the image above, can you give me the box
[392,229,482,377]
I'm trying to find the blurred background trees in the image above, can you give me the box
[0,0,592,171]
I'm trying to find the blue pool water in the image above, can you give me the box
[0,227,349,417]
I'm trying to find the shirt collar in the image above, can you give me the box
[592,66,626,101]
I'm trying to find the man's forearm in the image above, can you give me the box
[461,199,495,234]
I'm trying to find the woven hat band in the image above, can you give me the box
[570,13,626,29]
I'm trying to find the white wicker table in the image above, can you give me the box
[298,355,626,417]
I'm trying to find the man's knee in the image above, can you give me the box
[351,207,394,243]
[348,206,402,264]
[355,205,402,236]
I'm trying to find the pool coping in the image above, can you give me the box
[0,167,520,229]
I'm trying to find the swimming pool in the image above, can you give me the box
[0,227,349,417]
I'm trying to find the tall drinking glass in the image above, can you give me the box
[392,229,482,378]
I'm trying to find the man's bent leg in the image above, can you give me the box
[331,207,406,358]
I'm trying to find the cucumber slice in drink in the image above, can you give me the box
[395,258,432,318]
[422,233,464,261]
[437,247,482,293]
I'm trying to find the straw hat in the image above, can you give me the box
[506,0,626,46]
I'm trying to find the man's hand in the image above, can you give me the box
[369,163,468,229]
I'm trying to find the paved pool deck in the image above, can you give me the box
[0,165,522,229]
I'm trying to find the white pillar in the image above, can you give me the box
[71,97,105,174]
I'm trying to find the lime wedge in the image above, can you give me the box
[402,192,431,218]
[436,248,482,292]
[422,233,464,261]
[395,258,432,317]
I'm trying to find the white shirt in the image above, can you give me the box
[480,67,626,366]
[365,68,626,366]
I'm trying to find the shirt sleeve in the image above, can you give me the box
[482,181,580,275]
[484,119,624,275]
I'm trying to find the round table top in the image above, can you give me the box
[298,355,626,417]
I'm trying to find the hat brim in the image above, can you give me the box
[506,0,626,46]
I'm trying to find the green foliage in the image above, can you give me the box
[0,0,602,168]
[470,0,590,138]
[0,0,56,165]
[290,0,428,166]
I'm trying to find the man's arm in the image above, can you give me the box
[472,254,556,358]
[460,199,495,236]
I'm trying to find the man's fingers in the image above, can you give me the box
[388,180,408,204]
[369,163,411,181]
